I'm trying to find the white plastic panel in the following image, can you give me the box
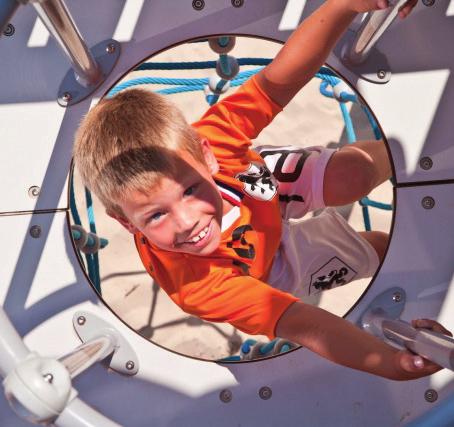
[0,0,453,426]
[332,1,454,184]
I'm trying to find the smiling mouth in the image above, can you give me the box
[185,225,210,244]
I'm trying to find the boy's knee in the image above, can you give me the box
[359,231,389,263]
[324,147,378,206]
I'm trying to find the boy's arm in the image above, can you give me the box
[255,0,415,107]
[275,301,443,380]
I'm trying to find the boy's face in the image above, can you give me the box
[110,140,226,256]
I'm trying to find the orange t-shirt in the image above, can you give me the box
[135,76,298,339]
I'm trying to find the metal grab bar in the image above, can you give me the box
[363,310,454,370]
[346,0,408,65]
[32,0,102,87]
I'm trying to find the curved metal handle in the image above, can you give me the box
[382,318,454,371]
[346,0,408,65]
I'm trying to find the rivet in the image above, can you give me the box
[61,92,72,104]
[419,157,433,171]
[424,389,438,403]
[219,389,232,403]
[125,360,135,370]
[392,292,402,303]
[231,0,244,7]
[421,196,435,210]
[28,186,40,198]
[29,225,42,238]
[3,23,15,37]
[192,0,205,10]
[377,70,387,80]
[43,373,54,383]
[422,0,435,6]
[77,315,86,325]
[106,43,116,54]
[259,386,272,400]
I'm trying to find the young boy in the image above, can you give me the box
[74,0,451,379]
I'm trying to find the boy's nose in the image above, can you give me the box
[174,208,198,235]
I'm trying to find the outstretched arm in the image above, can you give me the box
[255,0,417,107]
[276,301,445,380]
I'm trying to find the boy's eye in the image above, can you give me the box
[184,184,198,197]
[150,212,164,222]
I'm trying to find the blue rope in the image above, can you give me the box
[108,68,259,97]
[339,102,357,143]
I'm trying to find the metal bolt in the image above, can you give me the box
[259,386,272,400]
[77,315,86,325]
[28,186,40,198]
[3,23,15,37]
[422,0,435,6]
[106,43,116,54]
[231,0,244,7]
[377,70,387,80]
[421,196,435,210]
[61,92,72,104]
[125,360,135,371]
[419,157,433,171]
[219,389,232,403]
[43,373,54,383]
[29,225,42,238]
[424,389,438,403]
[392,292,402,303]
[192,0,205,10]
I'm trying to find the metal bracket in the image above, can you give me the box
[358,287,406,335]
[58,38,121,107]
[72,311,139,375]
[334,30,391,84]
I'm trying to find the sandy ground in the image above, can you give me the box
[72,36,393,361]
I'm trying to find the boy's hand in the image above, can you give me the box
[395,319,453,378]
[347,0,418,18]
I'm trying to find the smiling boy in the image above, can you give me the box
[74,0,452,379]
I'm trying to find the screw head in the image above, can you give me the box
[125,360,135,370]
[424,389,438,402]
[392,292,402,303]
[419,157,433,171]
[29,225,42,238]
[43,373,54,383]
[106,43,116,54]
[377,70,387,80]
[231,0,244,7]
[422,0,435,6]
[259,386,272,400]
[61,92,72,104]
[28,186,40,198]
[77,316,86,325]
[3,23,15,37]
[219,389,232,403]
[192,0,205,10]
[421,196,435,210]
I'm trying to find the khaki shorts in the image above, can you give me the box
[267,207,379,298]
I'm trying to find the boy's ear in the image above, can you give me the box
[107,210,139,234]
[200,138,219,175]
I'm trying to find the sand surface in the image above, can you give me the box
[72,36,393,361]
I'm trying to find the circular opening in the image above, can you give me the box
[70,36,393,362]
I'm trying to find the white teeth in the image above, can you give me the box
[187,226,209,243]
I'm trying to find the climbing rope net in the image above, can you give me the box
[70,36,393,360]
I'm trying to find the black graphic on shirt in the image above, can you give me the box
[236,163,277,201]
[227,224,255,275]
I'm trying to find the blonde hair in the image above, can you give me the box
[73,88,205,215]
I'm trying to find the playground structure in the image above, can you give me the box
[1,0,454,425]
